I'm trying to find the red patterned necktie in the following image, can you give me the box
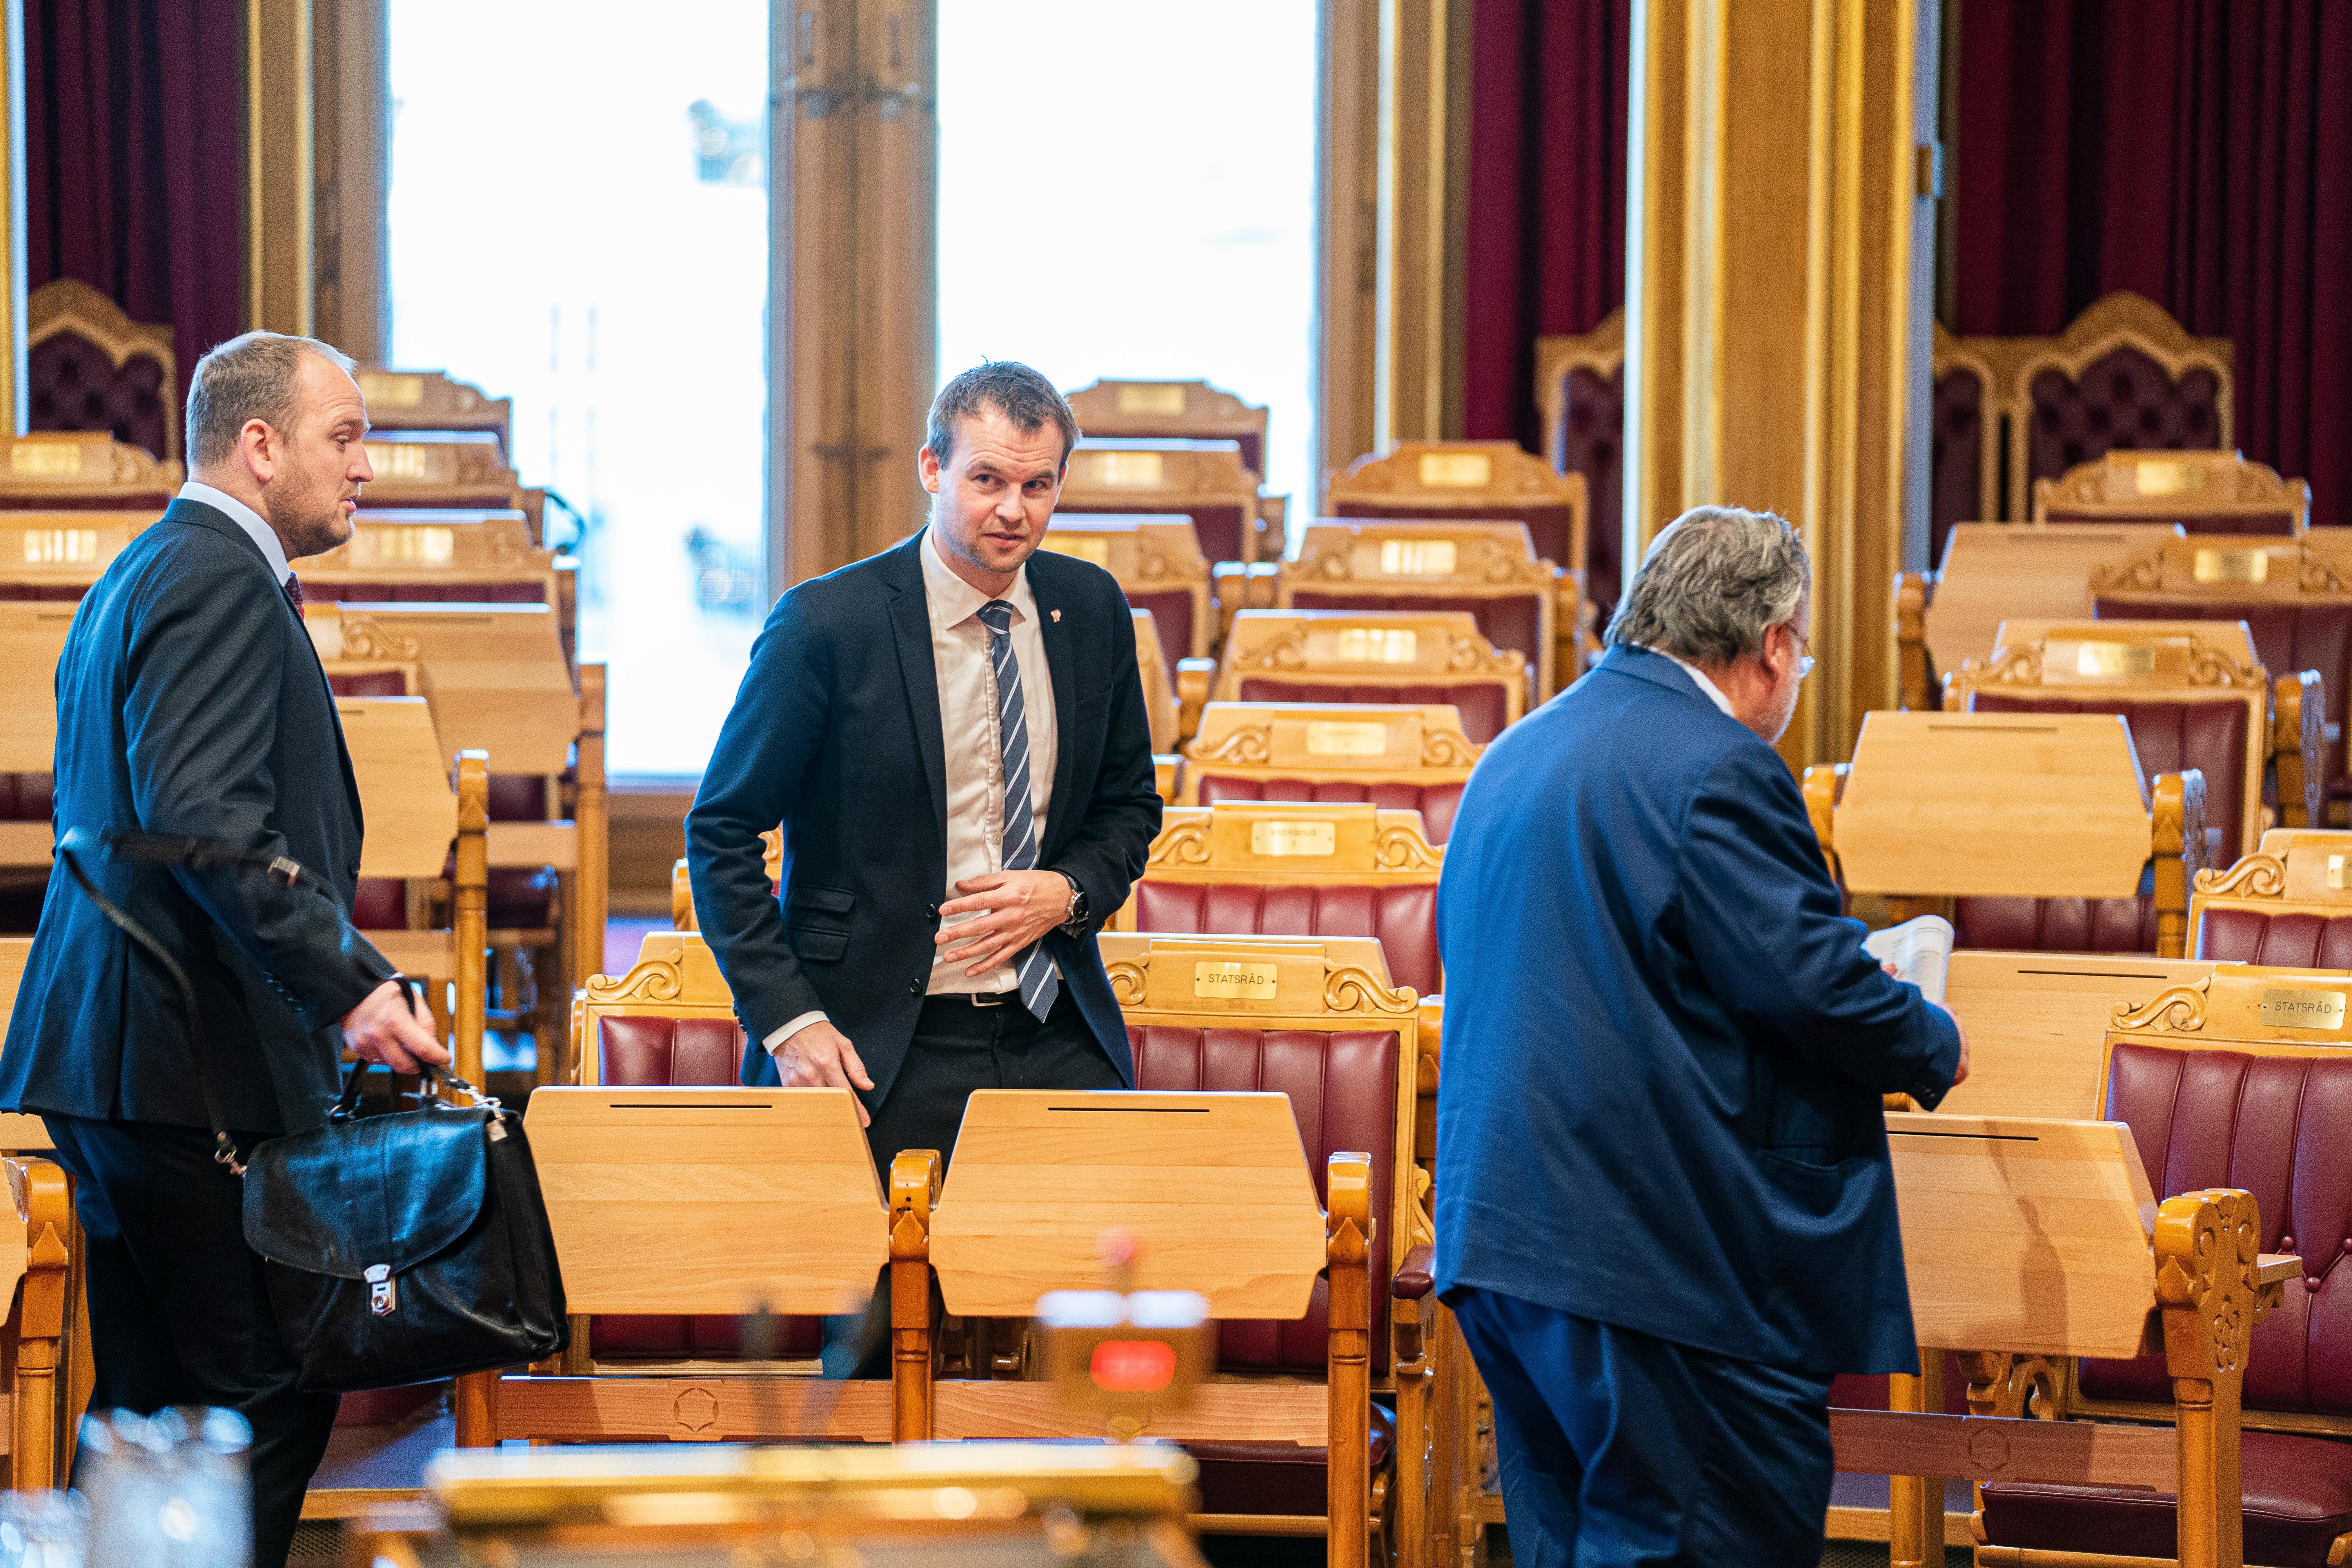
[282,573,305,615]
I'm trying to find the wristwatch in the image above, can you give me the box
[1055,871,1088,934]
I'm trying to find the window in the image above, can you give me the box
[386,0,770,778]
[934,1,1321,504]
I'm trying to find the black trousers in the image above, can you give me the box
[1451,1287,1834,1568]
[838,987,1122,1376]
[44,1116,340,1568]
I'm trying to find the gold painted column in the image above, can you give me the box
[1315,0,1379,488]
[1372,0,1469,451]
[0,0,26,432]
[1622,0,1940,770]
[245,0,316,335]
[312,0,387,359]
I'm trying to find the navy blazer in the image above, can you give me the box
[686,529,1162,1103]
[1432,646,1961,1374]
[0,499,394,1135]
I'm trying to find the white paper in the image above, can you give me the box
[1863,914,1954,1005]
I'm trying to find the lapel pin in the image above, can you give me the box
[1050,608,1061,622]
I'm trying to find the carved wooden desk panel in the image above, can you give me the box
[338,696,458,879]
[525,1087,886,1317]
[931,1090,1326,1319]
[307,601,577,774]
[1832,712,2155,897]
[1940,952,2221,1121]
[1923,524,2182,678]
[1886,1114,2159,1361]
[0,509,158,594]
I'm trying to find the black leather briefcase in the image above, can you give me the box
[244,1063,569,1392]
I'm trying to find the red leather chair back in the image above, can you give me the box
[29,332,171,461]
[1931,366,1988,563]
[1968,693,2250,862]
[1330,500,1579,585]
[2096,599,2352,797]
[590,1013,825,1360]
[1130,880,1440,999]
[1128,1024,1398,1375]
[1951,896,2159,954]
[0,583,88,601]
[2083,1043,2352,1415]
[0,773,51,823]
[302,581,545,605]
[2025,351,2228,503]
[1286,592,1542,679]
[1237,677,1510,743]
[1127,588,1194,669]
[1072,502,1247,567]
[1191,776,1464,844]
[2196,908,2352,968]
[325,670,409,698]
[1555,365,1624,619]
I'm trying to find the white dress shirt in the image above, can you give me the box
[1648,646,1738,719]
[766,529,1061,1056]
[178,481,292,585]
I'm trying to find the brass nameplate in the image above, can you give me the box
[2193,547,2268,585]
[1418,452,1491,488]
[11,442,82,476]
[365,443,432,481]
[1115,384,1187,416]
[2259,987,2346,1030]
[22,529,100,565]
[1309,627,1418,665]
[2130,460,2202,496]
[1193,960,1279,1000]
[2330,854,2350,890]
[2072,641,2156,677]
[369,525,454,566]
[357,372,427,407]
[1085,451,1164,488]
[1378,539,1457,577]
[1250,820,1337,857]
[1304,721,1391,758]
[1042,536,1111,567]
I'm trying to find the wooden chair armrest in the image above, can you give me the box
[671,858,694,931]
[1393,1243,1436,1301]
[2256,1252,2302,1287]
[1152,756,1179,804]
[1895,572,1934,711]
[1174,658,1215,743]
[2151,770,2209,959]
[2274,669,2327,829]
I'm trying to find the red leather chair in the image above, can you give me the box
[1978,1041,2352,1568]
[1536,311,1627,621]
[1192,776,1466,846]
[1210,612,1530,747]
[26,280,178,464]
[1326,442,1587,602]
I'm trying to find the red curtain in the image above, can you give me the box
[24,0,244,407]
[1462,0,1631,450]
[1951,0,2352,527]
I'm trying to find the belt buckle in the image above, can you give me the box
[968,991,1006,1008]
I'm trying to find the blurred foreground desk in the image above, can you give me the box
[348,1443,1208,1567]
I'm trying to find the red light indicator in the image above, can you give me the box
[1090,1339,1177,1393]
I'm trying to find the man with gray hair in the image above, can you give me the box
[1432,505,1968,1567]
[0,331,445,1567]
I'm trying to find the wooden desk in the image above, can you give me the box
[307,602,576,775]
[0,510,157,594]
[1920,524,2183,681]
[1940,952,2220,1121]
[339,697,458,879]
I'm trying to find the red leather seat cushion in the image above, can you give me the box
[1288,592,1543,677]
[303,581,545,604]
[2093,600,2352,790]
[1129,1025,1399,1374]
[1126,589,1194,668]
[351,878,408,929]
[1187,1401,1396,1516]
[2196,907,2352,968]
[0,774,52,822]
[327,670,409,698]
[1951,894,2160,954]
[29,332,171,461]
[1330,501,1579,580]
[1078,503,1246,565]
[1192,775,1464,844]
[1981,1430,2352,1566]
[591,1013,828,1360]
[1237,678,1509,743]
[1130,880,1440,999]
[0,583,88,600]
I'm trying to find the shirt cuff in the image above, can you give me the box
[764,1012,829,1054]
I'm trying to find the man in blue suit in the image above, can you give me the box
[1434,506,1968,1568]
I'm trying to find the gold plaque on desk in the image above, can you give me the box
[2130,459,2202,496]
[1193,960,1280,1000]
[2259,988,2347,1030]
[2332,854,2350,890]
[1418,452,1491,487]
[2072,641,2156,677]
[1043,535,1111,567]
[1377,539,1457,577]
[366,442,432,480]
[1250,820,1337,857]
[22,529,99,565]
[1311,627,1417,665]
[2193,547,2268,584]
[11,442,81,476]
[1115,384,1187,415]
[1303,720,1390,758]
[376,525,455,565]
[1087,451,1165,488]
[358,371,427,407]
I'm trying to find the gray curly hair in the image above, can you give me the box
[1603,505,1811,665]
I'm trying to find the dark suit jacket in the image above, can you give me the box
[0,498,395,1136]
[1431,646,1962,1374]
[687,529,1162,1103]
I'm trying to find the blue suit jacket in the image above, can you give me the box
[1432,646,1961,1374]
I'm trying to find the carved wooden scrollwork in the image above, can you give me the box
[1232,626,1312,671]
[1322,962,1417,1016]
[1373,825,1444,871]
[2185,644,2263,689]
[2192,854,2286,899]
[335,615,422,660]
[1145,819,1212,868]
[1962,1350,2065,1421]
[2110,974,2211,1032]
[2153,1188,2270,1380]
[1419,729,1477,767]
[2299,556,2348,594]
[583,957,685,1004]
[1448,636,1524,676]
[1965,645,2045,686]
[1188,725,1273,765]
[2089,554,2165,592]
[1105,960,1146,1008]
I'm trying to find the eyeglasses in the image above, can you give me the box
[1783,623,1816,681]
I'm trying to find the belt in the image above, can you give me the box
[924,989,1023,1008]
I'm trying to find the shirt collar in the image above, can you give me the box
[1645,645,1738,719]
[178,480,292,585]
[920,525,1036,629]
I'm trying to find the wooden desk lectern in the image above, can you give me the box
[0,603,76,871]
[480,1087,896,1448]
[1861,1114,2296,1568]
[1807,712,2209,956]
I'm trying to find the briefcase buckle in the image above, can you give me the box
[365,1263,396,1316]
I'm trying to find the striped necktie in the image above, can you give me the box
[282,573,305,617]
[975,599,1058,1021]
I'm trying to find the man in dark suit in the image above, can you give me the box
[688,360,1160,1174]
[0,332,446,1568]
[1433,506,1969,1568]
